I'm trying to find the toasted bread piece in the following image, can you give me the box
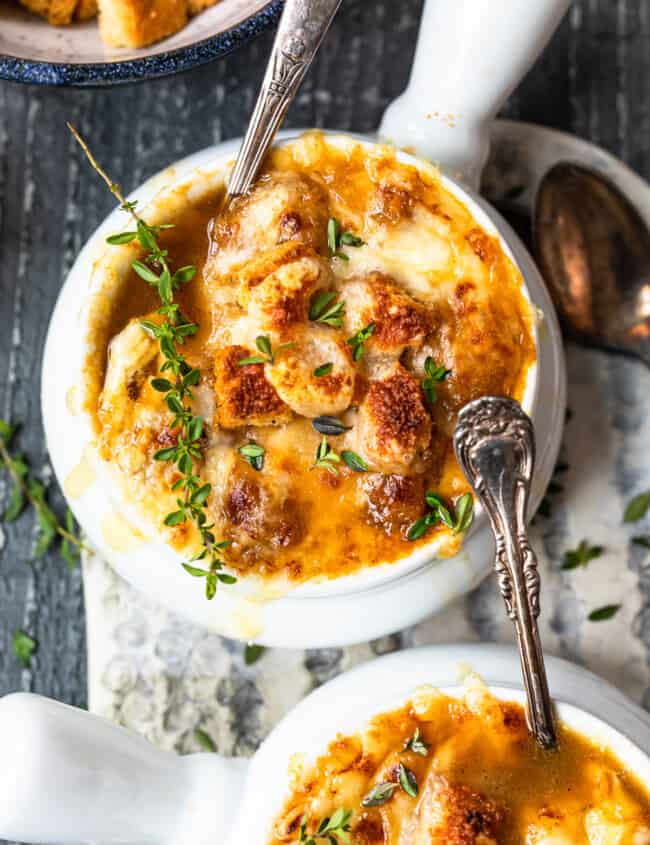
[98,0,187,48]
[48,0,78,23]
[399,774,502,845]
[186,0,218,15]
[342,271,430,358]
[214,345,292,429]
[350,361,431,474]
[18,0,79,25]
[18,0,52,21]
[75,0,98,20]
[243,254,331,335]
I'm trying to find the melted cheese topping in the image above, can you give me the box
[84,133,536,584]
[269,679,650,845]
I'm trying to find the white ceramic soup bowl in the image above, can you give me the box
[2,643,650,845]
[42,0,570,647]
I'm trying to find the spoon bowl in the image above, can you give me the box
[535,162,650,367]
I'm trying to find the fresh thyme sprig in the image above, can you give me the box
[237,335,295,366]
[312,437,341,475]
[561,540,604,570]
[362,764,418,807]
[0,419,86,567]
[624,490,650,523]
[239,442,265,471]
[346,323,375,361]
[69,124,234,600]
[407,491,474,541]
[421,357,451,405]
[314,363,333,378]
[13,629,37,668]
[310,437,367,475]
[403,727,429,756]
[309,291,346,328]
[299,808,353,845]
[588,604,621,622]
[327,217,365,261]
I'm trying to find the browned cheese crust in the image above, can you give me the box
[214,345,292,429]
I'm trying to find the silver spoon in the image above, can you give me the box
[454,396,557,750]
[535,162,650,367]
[226,0,343,202]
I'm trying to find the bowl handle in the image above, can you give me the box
[0,693,248,845]
[378,0,571,190]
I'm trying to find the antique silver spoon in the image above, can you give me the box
[454,396,557,750]
[226,0,343,202]
[535,162,650,367]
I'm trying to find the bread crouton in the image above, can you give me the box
[98,0,187,48]
[214,345,292,430]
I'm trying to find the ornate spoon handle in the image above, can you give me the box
[454,397,557,750]
[226,0,343,201]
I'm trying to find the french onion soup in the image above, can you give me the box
[270,678,650,845]
[84,133,536,587]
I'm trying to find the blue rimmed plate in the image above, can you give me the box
[0,0,282,86]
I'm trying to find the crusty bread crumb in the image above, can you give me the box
[75,0,98,20]
[97,0,187,47]
[18,0,53,22]
[47,0,79,24]
[186,0,218,15]
[18,0,220,45]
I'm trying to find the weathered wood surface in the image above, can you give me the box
[1,0,649,726]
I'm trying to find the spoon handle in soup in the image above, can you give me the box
[454,397,557,750]
[227,0,343,201]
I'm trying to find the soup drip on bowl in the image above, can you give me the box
[82,132,536,589]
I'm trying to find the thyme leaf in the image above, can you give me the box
[398,763,418,798]
[312,437,341,475]
[312,416,351,436]
[13,629,37,668]
[310,290,346,328]
[194,728,216,752]
[561,540,604,570]
[588,604,621,622]
[404,727,429,756]
[237,335,296,366]
[327,217,365,260]
[314,363,333,378]
[300,808,353,845]
[239,442,265,471]
[421,357,451,405]
[244,644,266,665]
[346,323,375,361]
[624,490,650,523]
[341,450,368,472]
[361,782,397,808]
[408,491,473,541]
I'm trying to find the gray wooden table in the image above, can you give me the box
[1,0,649,712]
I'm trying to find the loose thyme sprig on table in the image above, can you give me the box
[0,419,86,567]
[69,124,235,600]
